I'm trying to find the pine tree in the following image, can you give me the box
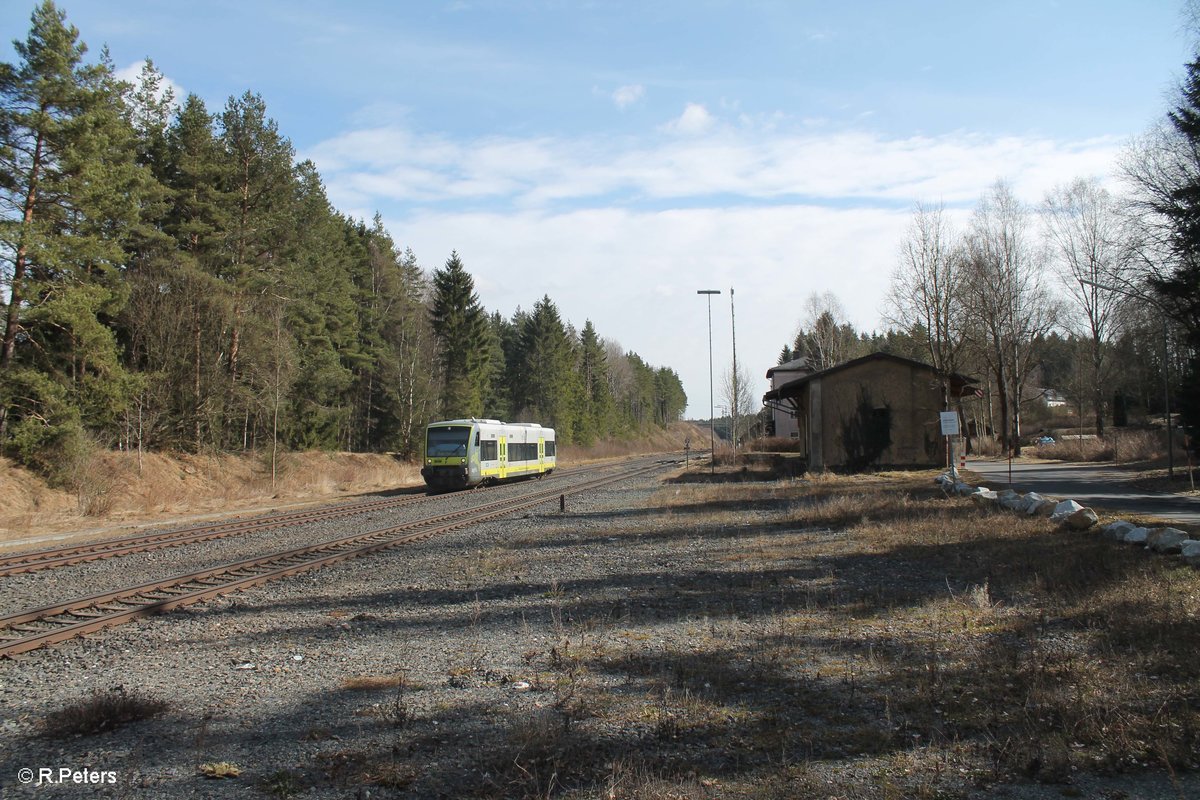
[576,320,612,444]
[482,311,514,421]
[157,93,235,451]
[0,1,151,473]
[514,296,578,438]
[216,91,298,448]
[430,251,491,418]
[274,162,359,449]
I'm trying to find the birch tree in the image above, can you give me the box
[1042,177,1137,436]
[887,202,966,404]
[961,181,1058,456]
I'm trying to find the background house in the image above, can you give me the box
[764,357,813,438]
[763,353,977,470]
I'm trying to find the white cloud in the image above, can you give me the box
[116,61,183,111]
[304,118,1131,416]
[308,123,1126,214]
[665,102,716,135]
[612,84,645,109]
[393,205,912,418]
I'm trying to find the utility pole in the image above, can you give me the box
[698,289,721,472]
[730,287,739,448]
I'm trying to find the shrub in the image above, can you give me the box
[40,688,169,738]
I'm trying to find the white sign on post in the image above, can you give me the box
[939,411,960,436]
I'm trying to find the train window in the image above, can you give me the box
[544,441,556,457]
[427,426,470,457]
[481,440,497,461]
[475,431,480,446]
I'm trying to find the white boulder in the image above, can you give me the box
[1018,492,1057,516]
[1100,520,1137,541]
[1123,527,1149,546]
[998,489,1025,511]
[1064,507,1100,531]
[1146,527,1190,554]
[970,489,999,506]
[1050,500,1084,523]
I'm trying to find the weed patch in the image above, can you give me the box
[40,687,168,738]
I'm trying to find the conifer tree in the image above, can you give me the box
[430,251,491,418]
[158,93,234,450]
[216,91,297,448]
[576,320,612,444]
[516,295,577,438]
[483,311,514,421]
[275,162,358,449]
[0,1,150,471]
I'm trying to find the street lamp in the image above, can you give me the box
[1079,278,1174,479]
[729,287,739,448]
[698,289,721,472]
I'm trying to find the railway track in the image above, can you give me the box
[0,493,430,577]
[0,459,670,658]
[0,458,648,577]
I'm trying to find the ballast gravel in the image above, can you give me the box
[1,465,1197,800]
[0,471,685,799]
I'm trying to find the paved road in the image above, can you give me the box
[966,458,1200,526]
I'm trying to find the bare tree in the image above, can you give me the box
[1042,177,1137,437]
[886,202,966,404]
[721,362,757,445]
[795,291,855,371]
[961,181,1058,455]
[1121,121,1200,349]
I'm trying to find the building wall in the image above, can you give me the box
[768,363,810,439]
[816,359,943,468]
[771,370,800,439]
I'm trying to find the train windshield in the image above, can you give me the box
[427,426,471,457]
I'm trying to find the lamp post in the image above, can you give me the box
[1079,278,1173,478]
[729,287,739,448]
[698,289,721,472]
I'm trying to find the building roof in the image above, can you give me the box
[765,356,813,379]
[763,352,978,403]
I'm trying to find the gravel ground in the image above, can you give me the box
[0,471,667,799]
[0,466,1196,799]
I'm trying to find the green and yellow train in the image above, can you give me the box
[421,418,557,492]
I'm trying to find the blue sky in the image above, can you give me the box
[2,1,1192,418]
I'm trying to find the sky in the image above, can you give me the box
[2,1,1193,419]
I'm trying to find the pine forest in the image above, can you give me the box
[0,3,688,485]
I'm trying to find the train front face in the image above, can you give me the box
[421,422,481,491]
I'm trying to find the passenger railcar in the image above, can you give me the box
[421,419,556,492]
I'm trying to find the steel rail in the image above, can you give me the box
[0,460,620,577]
[0,493,434,577]
[0,461,663,658]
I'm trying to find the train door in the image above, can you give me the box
[538,437,544,472]
[498,436,507,479]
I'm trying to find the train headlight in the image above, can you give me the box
[460,458,466,465]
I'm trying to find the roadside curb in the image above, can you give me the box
[936,471,1200,568]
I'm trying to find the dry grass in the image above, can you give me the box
[1037,429,1165,464]
[258,465,1199,799]
[41,688,169,738]
[340,673,413,691]
[560,422,707,464]
[507,469,1198,797]
[0,451,421,544]
[748,436,806,453]
[0,421,702,543]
